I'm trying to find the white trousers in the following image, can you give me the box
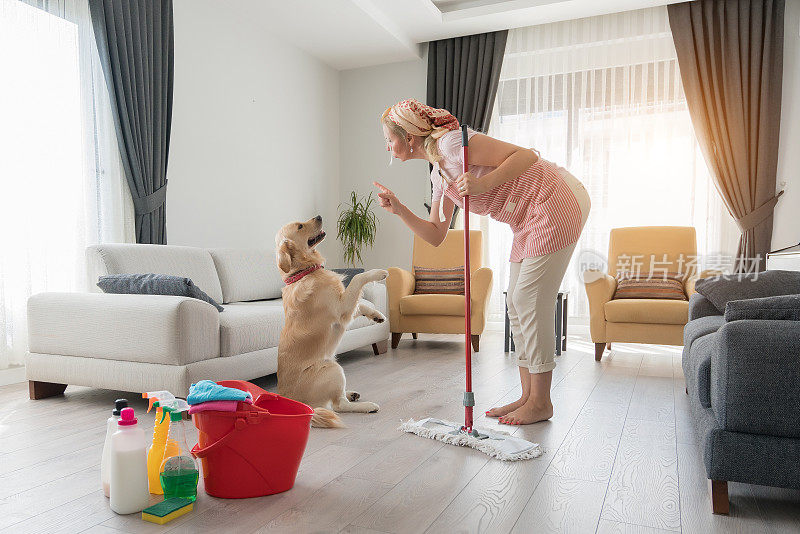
[506,172,590,374]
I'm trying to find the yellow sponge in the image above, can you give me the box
[141,498,193,525]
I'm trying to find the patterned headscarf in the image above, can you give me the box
[384,99,459,139]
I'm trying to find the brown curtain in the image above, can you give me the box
[668,0,785,271]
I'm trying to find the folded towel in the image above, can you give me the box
[187,380,253,405]
[188,400,240,414]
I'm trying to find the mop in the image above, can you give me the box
[399,125,542,462]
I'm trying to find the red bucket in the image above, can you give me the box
[190,380,313,498]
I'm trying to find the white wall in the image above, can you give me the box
[338,54,428,270]
[167,0,340,260]
[773,0,800,250]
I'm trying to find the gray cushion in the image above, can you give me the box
[695,270,800,312]
[97,273,224,311]
[724,294,800,322]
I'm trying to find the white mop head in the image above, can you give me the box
[399,418,542,461]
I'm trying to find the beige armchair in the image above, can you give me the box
[387,230,493,351]
[584,226,711,361]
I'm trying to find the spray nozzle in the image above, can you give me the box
[159,399,191,423]
[142,391,176,413]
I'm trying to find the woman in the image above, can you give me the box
[374,99,590,425]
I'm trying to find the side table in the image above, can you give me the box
[503,291,569,355]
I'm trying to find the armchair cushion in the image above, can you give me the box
[604,298,689,325]
[413,265,464,295]
[724,294,800,322]
[400,294,464,316]
[695,270,800,312]
[613,272,687,300]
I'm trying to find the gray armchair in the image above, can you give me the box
[683,292,800,514]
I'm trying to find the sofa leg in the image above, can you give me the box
[606,343,612,351]
[391,332,402,349]
[710,480,729,515]
[595,343,605,361]
[372,340,388,355]
[29,381,67,400]
[411,333,418,340]
[471,335,480,352]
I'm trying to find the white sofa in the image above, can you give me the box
[25,244,389,398]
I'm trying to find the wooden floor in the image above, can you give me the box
[1,328,799,534]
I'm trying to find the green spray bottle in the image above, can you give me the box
[159,400,199,502]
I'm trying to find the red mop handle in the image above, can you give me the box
[461,125,474,433]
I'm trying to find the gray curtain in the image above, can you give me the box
[426,30,508,224]
[88,0,174,245]
[668,0,785,271]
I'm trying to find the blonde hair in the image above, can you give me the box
[381,109,441,163]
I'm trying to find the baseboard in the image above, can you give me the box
[0,365,26,386]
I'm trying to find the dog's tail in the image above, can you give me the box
[311,407,345,428]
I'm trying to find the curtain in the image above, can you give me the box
[482,6,740,323]
[88,0,173,245]
[0,0,134,369]
[426,30,508,224]
[668,0,785,272]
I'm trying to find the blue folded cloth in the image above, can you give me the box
[187,380,253,405]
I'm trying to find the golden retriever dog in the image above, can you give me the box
[276,215,387,428]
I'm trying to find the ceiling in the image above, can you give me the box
[256,0,678,70]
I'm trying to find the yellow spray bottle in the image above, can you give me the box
[142,391,179,494]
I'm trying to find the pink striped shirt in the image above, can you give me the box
[432,129,584,262]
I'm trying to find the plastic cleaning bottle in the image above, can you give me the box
[142,391,178,494]
[109,407,150,514]
[101,398,128,497]
[160,402,199,502]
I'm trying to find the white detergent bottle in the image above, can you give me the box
[109,407,150,514]
[101,398,128,497]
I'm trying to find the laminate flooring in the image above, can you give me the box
[1,328,798,533]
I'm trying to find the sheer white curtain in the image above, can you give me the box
[477,6,739,323]
[0,0,134,369]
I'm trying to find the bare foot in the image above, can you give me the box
[485,396,528,418]
[499,399,553,425]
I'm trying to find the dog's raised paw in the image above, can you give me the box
[367,402,379,413]
[370,269,388,282]
[347,391,360,402]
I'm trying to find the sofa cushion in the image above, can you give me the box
[208,248,284,304]
[683,315,725,351]
[695,270,800,312]
[688,292,721,320]
[88,244,224,303]
[97,273,224,311]
[724,294,800,322]
[400,294,464,316]
[687,332,717,408]
[220,299,377,357]
[604,298,689,325]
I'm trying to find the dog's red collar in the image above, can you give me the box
[284,264,323,285]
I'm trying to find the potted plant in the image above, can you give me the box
[334,191,378,285]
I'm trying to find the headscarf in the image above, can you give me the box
[384,99,459,140]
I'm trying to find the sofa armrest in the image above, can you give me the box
[711,319,800,438]
[469,267,493,333]
[27,292,220,366]
[688,293,721,321]
[583,270,616,342]
[362,281,388,317]
[387,267,415,332]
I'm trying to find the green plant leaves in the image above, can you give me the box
[337,191,378,267]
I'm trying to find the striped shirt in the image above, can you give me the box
[431,129,584,262]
